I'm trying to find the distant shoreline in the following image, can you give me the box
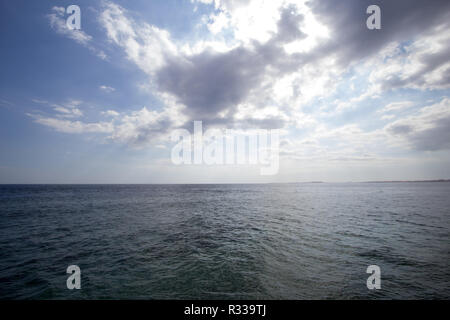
[364,179,450,183]
[0,180,450,185]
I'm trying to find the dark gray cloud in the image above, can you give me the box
[407,117,450,151]
[156,6,305,125]
[387,99,450,151]
[388,124,413,135]
[101,0,450,148]
[235,117,288,130]
[158,0,450,130]
[308,0,450,67]
[157,46,269,119]
[273,5,306,43]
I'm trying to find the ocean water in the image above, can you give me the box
[0,183,449,300]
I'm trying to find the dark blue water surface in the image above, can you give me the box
[0,183,449,299]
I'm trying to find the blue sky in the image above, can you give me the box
[1,0,450,183]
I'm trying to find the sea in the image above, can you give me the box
[0,183,449,299]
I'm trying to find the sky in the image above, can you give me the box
[0,0,449,183]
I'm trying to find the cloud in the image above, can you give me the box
[277,125,386,164]
[51,100,84,118]
[38,0,450,162]
[101,110,120,117]
[109,107,175,145]
[0,99,13,107]
[53,106,83,118]
[165,8,306,122]
[29,115,113,134]
[31,99,49,104]
[195,0,290,44]
[369,26,450,91]
[99,85,116,93]
[156,46,270,120]
[379,101,414,113]
[28,98,185,146]
[306,0,450,96]
[28,107,168,143]
[99,2,178,74]
[47,6,107,60]
[30,99,84,118]
[385,98,450,151]
[48,6,92,45]
[98,1,311,133]
[308,0,450,66]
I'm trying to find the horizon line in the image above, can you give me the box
[1,179,450,185]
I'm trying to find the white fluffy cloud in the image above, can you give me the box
[29,116,113,134]
[380,101,414,114]
[101,110,120,117]
[40,0,450,162]
[99,2,178,74]
[99,85,116,93]
[369,26,450,92]
[48,6,92,45]
[47,6,107,60]
[28,97,186,146]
